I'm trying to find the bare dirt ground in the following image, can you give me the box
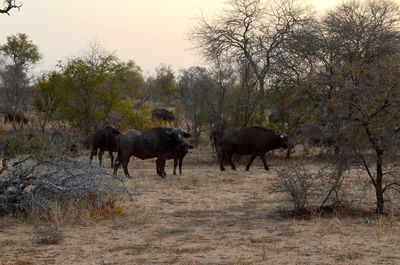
[1,145,400,265]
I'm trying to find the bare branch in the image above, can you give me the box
[0,156,129,216]
[0,0,22,15]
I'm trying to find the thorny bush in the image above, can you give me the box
[271,162,348,212]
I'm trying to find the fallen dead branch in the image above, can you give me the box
[0,156,128,221]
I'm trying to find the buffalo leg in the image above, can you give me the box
[98,149,104,166]
[261,154,270,170]
[121,156,131,178]
[109,151,114,167]
[228,154,236,170]
[113,160,119,175]
[114,152,131,178]
[90,148,97,164]
[219,153,225,171]
[245,154,257,171]
[218,145,225,171]
[156,156,167,178]
[122,165,130,177]
[173,159,178,175]
[178,158,183,175]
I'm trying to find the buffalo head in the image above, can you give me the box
[278,133,289,149]
[165,128,192,145]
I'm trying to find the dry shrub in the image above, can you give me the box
[0,130,80,160]
[0,156,128,224]
[363,212,400,230]
[66,197,124,224]
[34,223,64,245]
[31,195,125,225]
[0,130,55,158]
[272,165,319,210]
[271,161,348,213]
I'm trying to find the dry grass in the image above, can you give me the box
[1,145,400,264]
[34,224,64,245]
[21,192,126,227]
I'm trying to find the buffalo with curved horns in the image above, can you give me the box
[218,127,288,171]
[114,127,191,178]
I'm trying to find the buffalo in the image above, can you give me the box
[151,108,175,124]
[167,142,194,175]
[218,127,288,171]
[90,125,121,167]
[113,127,191,178]
[4,112,29,126]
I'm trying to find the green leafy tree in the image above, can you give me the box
[0,33,41,129]
[34,71,65,131]
[153,64,177,106]
[34,45,147,135]
[112,99,152,130]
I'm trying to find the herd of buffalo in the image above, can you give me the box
[90,125,288,178]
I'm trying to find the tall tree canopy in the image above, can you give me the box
[34,45,150,134]
[0,33,41,129]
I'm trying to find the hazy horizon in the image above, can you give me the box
[0,0,340,75]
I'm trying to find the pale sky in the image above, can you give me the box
[0,0,339,75]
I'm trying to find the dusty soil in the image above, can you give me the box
[1,146,400,265]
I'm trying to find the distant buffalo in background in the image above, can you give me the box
[90,125,121,167]
[218,127,288,171]
[151,108,175,124]
[3,112,29,126]
[114,127,191,178]
[166,142,194,175]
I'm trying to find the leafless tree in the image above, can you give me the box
[293,0,400,214]
[191,0,313,93]
[206,57,236,127]
[178,66,214,141]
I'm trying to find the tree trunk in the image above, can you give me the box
[375,149,384,214]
